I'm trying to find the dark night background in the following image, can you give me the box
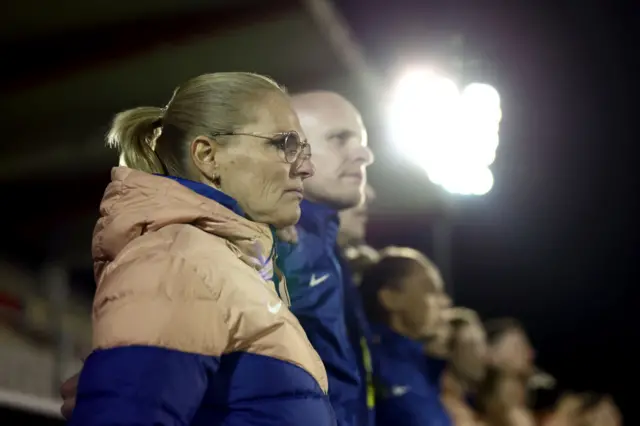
[1,0,636,423]
[342,0,637,420]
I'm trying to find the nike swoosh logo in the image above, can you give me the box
[309,273,330,287]
[391,385,410,397]
[267,301,282,314]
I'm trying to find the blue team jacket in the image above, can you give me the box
[341,256,376,426]
[371,323,452,426]
[279,200,367,426]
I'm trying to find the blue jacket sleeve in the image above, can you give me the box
[69,345,219,426]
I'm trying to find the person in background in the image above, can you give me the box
[441,308,488,426]
[543,392,622,426]
[360,247,452,426]
[483,317,556,419]
[476,368,535,426]
[581,395,622,426]
[339,184,380,286]
[476,318,537,426]
[337,183,380,425]
[338,184,376,248]
[484,318,535,377]
[280,91,375,426]
[61,72,335,426]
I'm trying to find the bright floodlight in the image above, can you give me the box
[388,70,502,196]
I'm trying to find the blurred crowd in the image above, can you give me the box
[0,72,623,426]
[341,202,622,426]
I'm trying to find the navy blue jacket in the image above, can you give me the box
[279,200,367,426]
[341,256,376,426]
[371,323,452,426]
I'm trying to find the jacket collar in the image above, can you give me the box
[163,176,246,217]
[298,199,340,248]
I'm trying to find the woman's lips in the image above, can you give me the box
[285,188,304,199]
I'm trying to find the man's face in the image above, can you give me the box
[294,92,374,210]
[338,185,376,246]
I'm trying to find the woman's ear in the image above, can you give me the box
[190,136,218,177]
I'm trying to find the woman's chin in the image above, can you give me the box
[270,204,301,229]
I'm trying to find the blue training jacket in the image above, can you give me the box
[341,256,376,426]
[371,323,452,426]
[279,200,368,426]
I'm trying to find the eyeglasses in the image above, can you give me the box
[212,131,311,164]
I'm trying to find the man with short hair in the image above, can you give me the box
[280,91,375,426]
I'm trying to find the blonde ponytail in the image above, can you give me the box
[107,72,287,178]
[106,107,165,174]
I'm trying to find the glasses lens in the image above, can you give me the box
[300,143,311,160]
[283,132,300,163]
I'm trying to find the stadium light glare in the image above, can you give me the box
[388,70,502,196]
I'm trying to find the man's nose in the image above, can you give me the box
[352,144,375,166]
[294,156,315,180]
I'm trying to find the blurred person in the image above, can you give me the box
[280,91,375,426]
[338,184,380,425]
[61,72,335,426]
[578,394,622,426]
[543,392,622,426]
[423,292,455,359]
[476,368,536,426]
[484,317,557,416]
[476,318,537,426]
[441,308,488,426]
[339,184,380,286]
[484,318,535,378]
[543,393,585,426]
[360,247,452,426]
[338,184,376,248]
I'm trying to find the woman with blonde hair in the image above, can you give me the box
[66,72,333,425]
